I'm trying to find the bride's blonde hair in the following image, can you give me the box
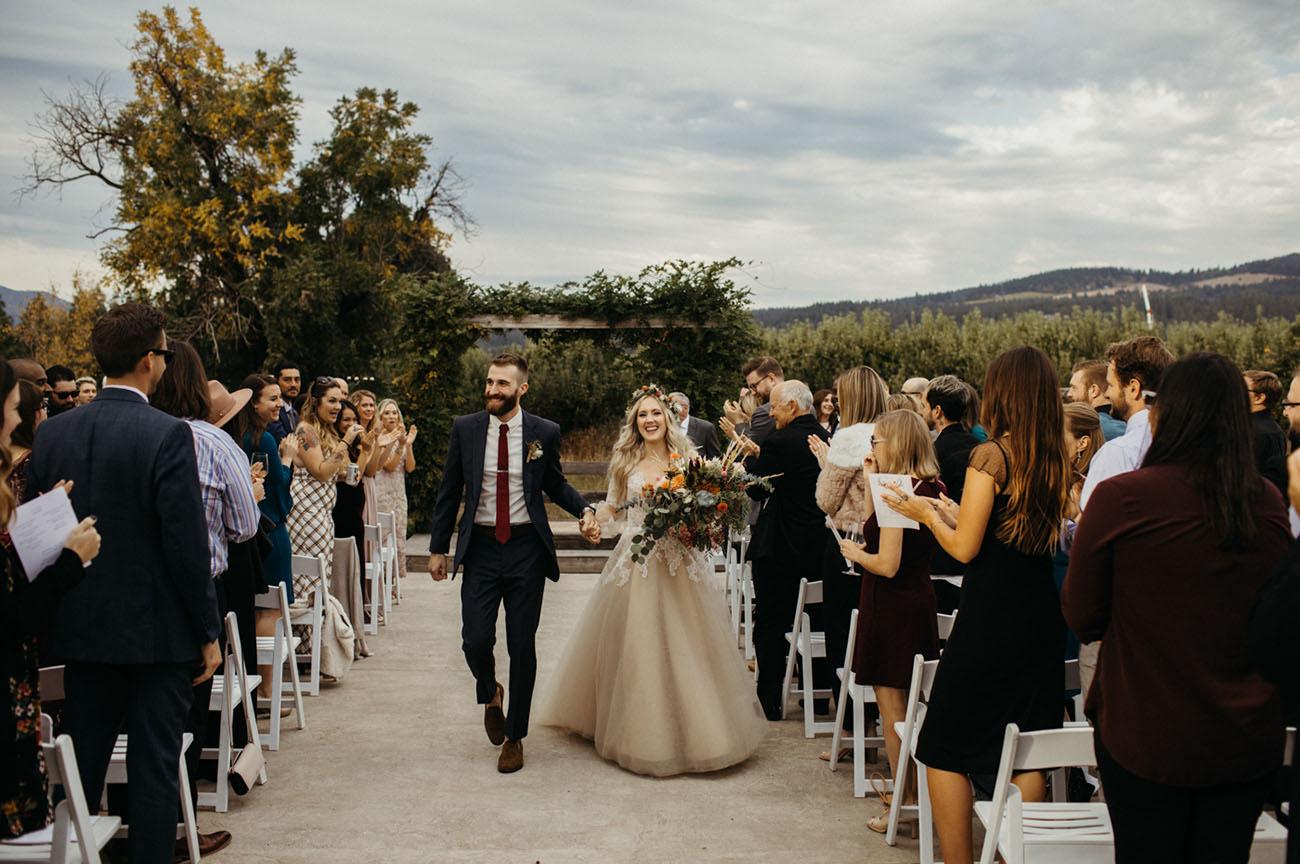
[607,391,696,502]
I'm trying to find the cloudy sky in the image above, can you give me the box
[2,0,1298,307]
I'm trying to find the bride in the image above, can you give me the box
[536,385,768,776]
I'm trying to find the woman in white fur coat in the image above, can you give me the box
[808,366,890,761]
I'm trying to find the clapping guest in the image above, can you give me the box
[1244,369,1287,497]
[331,400,372,603]
[235,374,299,697]
[813,388,838,435]
[287,376,348,598]
[742,379,831,719]
[885,347,1071,864]
[374,398,416,583]
[26,303,219,862]
[838,410,943,833]
[353,389,378,433]
[809,365,888,757]
[1064,353,1290,864]
[74,376,97,405]
[0,359,101,840]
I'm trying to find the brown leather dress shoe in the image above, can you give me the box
[498,739,524,773]
[484,682,506,746]
[175,829,231,861]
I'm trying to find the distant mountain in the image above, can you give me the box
[752,253,1300,327]
[0,285,70,318]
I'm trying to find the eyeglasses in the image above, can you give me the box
[1280,401,1300,408]
[870,436,886,448]
[140,347,175,361]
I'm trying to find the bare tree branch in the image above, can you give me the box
[417,158,476,238]
[19,74,126,201]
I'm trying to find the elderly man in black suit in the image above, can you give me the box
[741,379,831,719]
[428,352,599,774]
[27,303,219,864]
[667,391,722,459]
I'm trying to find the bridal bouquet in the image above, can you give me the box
[628,439,772,563]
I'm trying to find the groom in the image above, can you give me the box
[427,352,600,773]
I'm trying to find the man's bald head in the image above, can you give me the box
[9,359,46,388]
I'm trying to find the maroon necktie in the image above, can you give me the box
[496,423,511,544]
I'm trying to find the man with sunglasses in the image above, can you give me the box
[26,302,218,863]
[46,363,79,416]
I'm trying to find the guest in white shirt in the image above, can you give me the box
[1078,336,1175,513]
[1073,335,1173,699]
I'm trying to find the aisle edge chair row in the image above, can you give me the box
[781,578,836,738]
[33,667,201,863]
[254,582,307,751]
[287,553,328,696]
[200,611,268,813]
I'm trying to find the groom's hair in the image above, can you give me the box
[741,356,783,379]
[489,351,529,381]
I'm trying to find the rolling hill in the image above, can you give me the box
[752,253,1300,328]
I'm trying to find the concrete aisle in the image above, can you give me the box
[207,568,921,863]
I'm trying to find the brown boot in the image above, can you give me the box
[498,739,524,773]
[484,682,505,746]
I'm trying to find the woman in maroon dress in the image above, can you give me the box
[839,409,942,832]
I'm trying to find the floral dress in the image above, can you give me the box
[2,456,86,837]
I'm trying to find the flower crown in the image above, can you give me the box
[628,383,671,410]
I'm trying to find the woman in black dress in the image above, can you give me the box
[838,409,942,833]
[331,401,373,606]
[886,347,1072,864]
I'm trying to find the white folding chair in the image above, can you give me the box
[740,561,755,661]
[886,653,941,850]
[780,578,835,737]
[936,610,957,640]
[0,734,120,864]
[288,554,328,695]
[829,609,888,797]
[377,510,400,609]
[254,583,307,750]
[36,669,199,861]
[362,523,383,635]
[973,723,1113,864]
[200,612,267,812]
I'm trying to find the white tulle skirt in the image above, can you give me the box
[536,538,768,777]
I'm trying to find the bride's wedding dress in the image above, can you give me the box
[536,469,768,776]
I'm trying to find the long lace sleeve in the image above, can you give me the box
[600,472,628,536]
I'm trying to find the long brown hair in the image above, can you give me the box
[980,347,1071,554]
[299,376,342,447]
[235,374,277,444]
[836,366,889,427]
[1063,403,1105,477]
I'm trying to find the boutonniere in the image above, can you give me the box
[526,440,544,463]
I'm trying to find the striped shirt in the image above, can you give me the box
[185,419,261,579]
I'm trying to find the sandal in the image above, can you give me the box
[868,771,893,806]
[867,812,890,834]
[818,746,853,764]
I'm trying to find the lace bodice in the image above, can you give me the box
[601,469,720,588]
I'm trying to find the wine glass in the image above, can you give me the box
[841,524,863,574]
[251,452,269,473]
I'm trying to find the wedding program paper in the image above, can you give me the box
[9,487,79,581]
[868,474,919,530]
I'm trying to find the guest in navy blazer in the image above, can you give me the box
[27,303,218,863]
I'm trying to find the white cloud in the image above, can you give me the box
[0,0,1298,304]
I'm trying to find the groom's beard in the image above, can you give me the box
[485,392,519,416]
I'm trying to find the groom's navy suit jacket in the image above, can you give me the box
[428,409,590,581]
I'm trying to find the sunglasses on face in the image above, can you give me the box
[139,347,175,361]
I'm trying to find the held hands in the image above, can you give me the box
[63,517,100,564]
[427,553,448,582]
[578,510,602,544]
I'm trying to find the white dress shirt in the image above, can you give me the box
[474,411,529,526]
[1079,408,1152,513]
[681,415,691,435]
